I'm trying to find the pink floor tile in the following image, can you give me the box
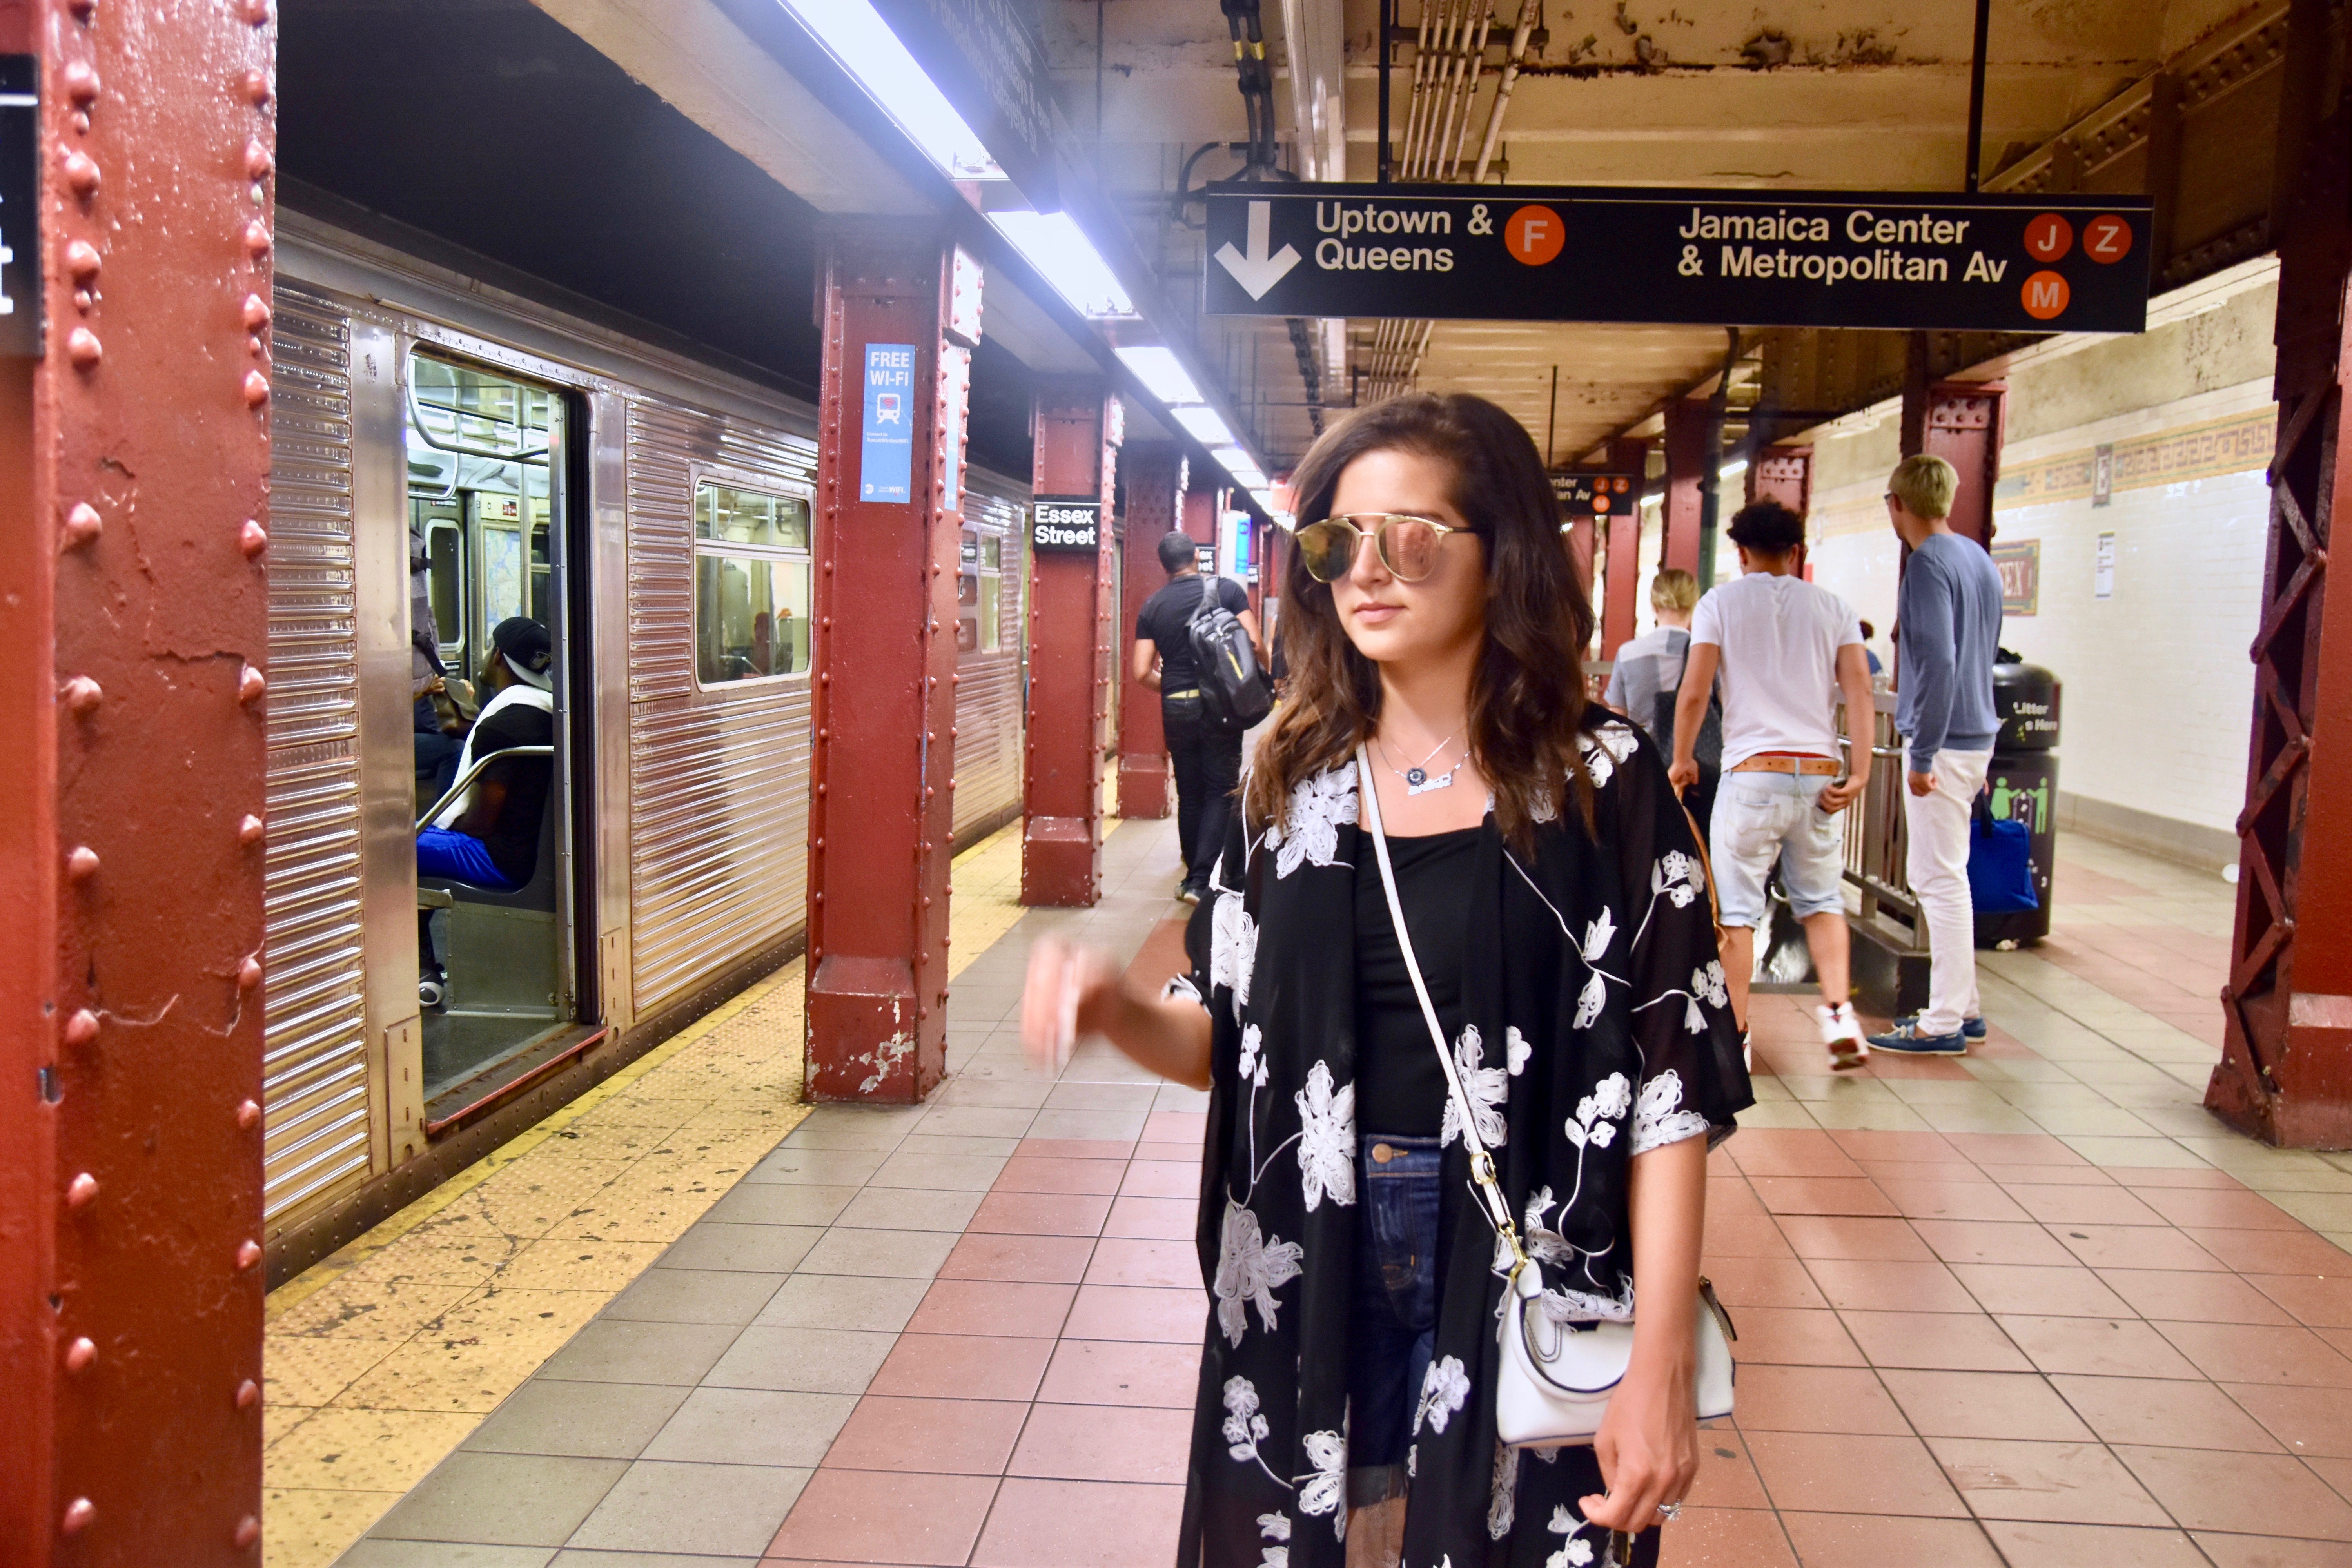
[1101,1195,1198,1240]
[1060,1283,1207,1343]
[1007,1401,1194,1484]
[1930,1436,2171,1526]
[966,1191,1112,1238]
[968,1477,1185,1568]
[867,1333,1056,1403]
[938,1232,1097,1284]
[1803,1258,1978,1314]
[1080,1237,1199,1289]
[992,1156,1127,1196]
[1775,1512,2004,1568]
[765,1468,1000,1566]
[907,1278,1078,1339]
[1116,1160,1198,1199]
[1947,1263,2132,1318]
[821,1394,1029,1475]
[1657,1506,1798,1567]
[1036,1339,1202,1408]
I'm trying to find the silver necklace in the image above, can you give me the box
[1379,729,1464,794]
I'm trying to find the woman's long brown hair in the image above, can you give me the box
[1247,392,1598,850]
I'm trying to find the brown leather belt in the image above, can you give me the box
[1731,755,1842,777]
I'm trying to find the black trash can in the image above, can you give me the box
[1976,661,2061,948]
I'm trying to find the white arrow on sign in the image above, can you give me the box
[1214,200,1301,300]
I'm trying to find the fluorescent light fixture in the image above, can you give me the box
[989,210,1135,318]
[1170,407,1235,445]
[1717,458,1750,481]
[1114,346,1202,405]
[1210,445,1252,472]
[778,0,1003,181]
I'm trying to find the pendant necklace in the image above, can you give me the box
[1381,729,1463,795]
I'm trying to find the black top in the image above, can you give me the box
[472,699,555,885]
[1354,824,1481,1137]
[1135,574,1249,691]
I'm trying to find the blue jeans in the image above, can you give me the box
[416,827,514,889]
[1348,1133,1443,1492]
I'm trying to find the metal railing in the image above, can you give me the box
[1840,691,1924,934]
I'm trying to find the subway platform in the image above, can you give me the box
[265,820,2352,1568]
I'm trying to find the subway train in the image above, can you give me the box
[260,214,1029,1265]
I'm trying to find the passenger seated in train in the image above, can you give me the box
[416,615,556,890]
[409,524,472,802]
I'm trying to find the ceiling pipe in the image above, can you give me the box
[1474,1,1543,182]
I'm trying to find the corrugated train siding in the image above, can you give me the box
[261,284,373,1221]
[626,399,817,1014]
[955,489,1025,839]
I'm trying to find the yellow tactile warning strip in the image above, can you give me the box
[261,819,1028,1568]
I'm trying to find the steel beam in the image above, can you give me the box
[2209,0,2352,1148]
[1117,443,1183,820]
[1900,357,2007,551]
[0,2,276,1560]
[1660,401,1707,577]
[804,224,976,1103]
[1599,437,1649,658]
[1023,380,1120,907]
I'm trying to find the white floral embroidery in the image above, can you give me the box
[1212,894,1258,1018]
[1214,1203,1303,1347]
[1237,1024,1269,1088]
[1686,959,1730,1033]
[1506,1025,1532,1075]
[1297,1430,1347,1534]
[1258,1514,1292,1542]
[1546,1505,1597,1568]
[1653,850,1700,908]
[1294,1060,1357,1210]
[1572,970,1606,1031]
[1269,766,1357,878]
[1414,1354,1471,1436]
[1632,1068,1713,1155]
[1438,1025,1510,1149]
[1564,1070,1629,1152]
[1258,1551,1288,1568]
[1578,721,1639,788]
[1162,972,1204,1008]
[1488,1441,1520,1539]
[1529,784,1559,824]
[1518,1186,1577,1269]
[1581,908,1617,965]
[1221,1376,1271,1463]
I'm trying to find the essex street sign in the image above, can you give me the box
[1033,497,1101,553]
[1204,184,2153,334]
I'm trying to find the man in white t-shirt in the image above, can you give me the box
[1668,498,1877,1070]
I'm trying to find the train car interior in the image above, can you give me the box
[404,353,579,1108]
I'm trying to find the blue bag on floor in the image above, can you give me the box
[1968,795,2040,913]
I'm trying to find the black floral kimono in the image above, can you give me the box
[1172,716,1752,1568]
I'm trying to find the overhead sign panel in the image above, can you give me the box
[1552,472,1641,516]
[1205,185,2152,334]
[1,57,36,359]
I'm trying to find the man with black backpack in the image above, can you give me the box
[1133,530,1266,904]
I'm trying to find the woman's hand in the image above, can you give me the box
[1578,1350,1699,1533]
[1019,935,1122,1074]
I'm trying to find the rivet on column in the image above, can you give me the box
[66,846,100,881]
[239,814,265,846]
[242,294,270,331]
[62,61,100,103]
[64,502,102,548]
[237,1099,262,1130]
[62,676,103,715]
[64,1009,99,1047]
[244,140,273,181]
[243,370,271,407]
[235,1378,260,1410]
[243,221,271,260]
[234,1515,261,1549]
[65,240,99,281]
[64,1338,96,1373]
[66,1172,99,1209]
[67,327,102,369]
[234,1240,263,1271]
[243,68,270,106]
[60,1499,95,1536]
[241,519,269,558]
[238,665,267,704]
[241,0,272,23]
[238,956,263,990]
[63,151,99,198]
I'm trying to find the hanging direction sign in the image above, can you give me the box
[1205,184,2152,334]
[1,57,37,359]
[1552,472,1641,516]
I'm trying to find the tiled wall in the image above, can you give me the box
[1805,372,2274,839]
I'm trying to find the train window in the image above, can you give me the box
[956,531,1008,653]
[694,480,812,685]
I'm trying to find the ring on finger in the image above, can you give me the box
[1655,1502,1683,1523]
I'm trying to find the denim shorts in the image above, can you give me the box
[1708,769,1846,929]
[1347,1133,1442,1499]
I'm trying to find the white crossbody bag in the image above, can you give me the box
[1354,748,1737,1449]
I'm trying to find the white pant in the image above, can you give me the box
[1902,744,1994,1036]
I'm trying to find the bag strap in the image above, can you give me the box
[1354,747,1530,1272]
[1200,570,1218,614]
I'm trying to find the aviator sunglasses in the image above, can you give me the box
[1293,512,1473,584]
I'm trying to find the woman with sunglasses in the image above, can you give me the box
[1023,394,1749,1568]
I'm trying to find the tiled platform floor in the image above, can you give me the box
[338,826,2352,1568]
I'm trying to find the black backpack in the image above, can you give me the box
[1650,632,1724,773]
[1187,573,1274,731]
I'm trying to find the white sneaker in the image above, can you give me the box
[1818,1002,1869,1072]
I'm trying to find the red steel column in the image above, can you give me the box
[1023,381,1120,906]
[1601,437,1649,658]
[1,2,276,1560]
[1116,443,1183,820]
[1749,445,1813,515]
[1901,381,2006,549]
[2209,7,2352,1148]
[1660,399,1707,576]
[804,225,978,1103]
